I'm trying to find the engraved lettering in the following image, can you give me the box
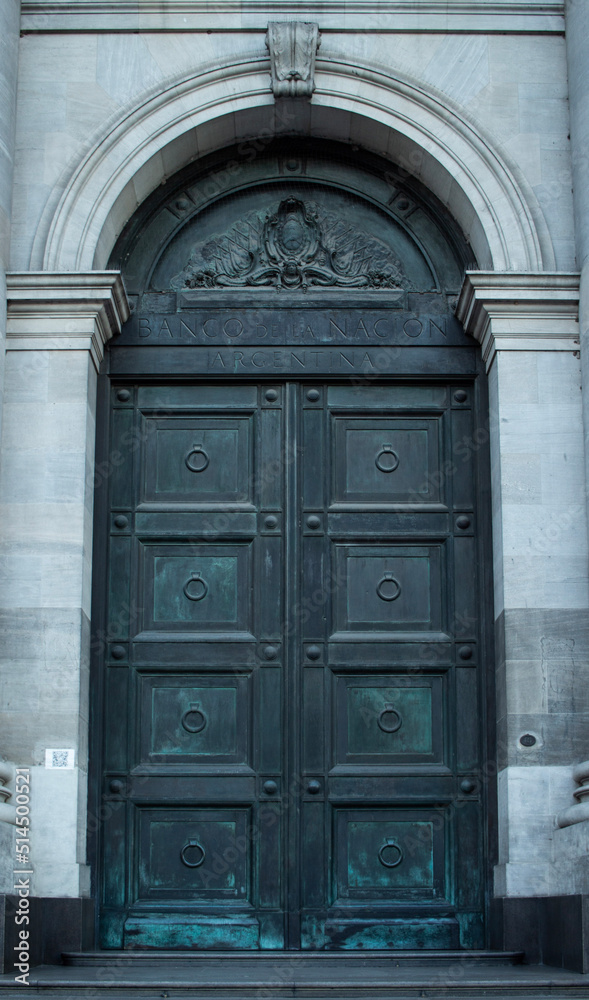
[361,352,376,367]
[210,352,226,368]
[305,325,316,341]
[310,351,324,367]
[329,318,347,340]
[224,318,244,339]
[404,319,423,339]
[430,318,446,338]
[373,318,391,339]
[157,319,174,338]
[179,317,198,339]
[290,352,306,368]
[234,351,246,368]
[252,352,268,368]
[354,319,370,339]
[256,325,268,340]
[202,319,219,339]
[138,318,152,339]
[339,352,355,368]
[273,351,284,368]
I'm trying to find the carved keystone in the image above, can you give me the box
[266,22,320,99]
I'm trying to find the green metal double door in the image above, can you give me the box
[100,379,486,950]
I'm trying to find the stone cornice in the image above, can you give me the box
[20,1,564,33]
[456,271,580,370]
[6,271,130,369]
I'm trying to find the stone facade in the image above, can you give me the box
[1,0,589,972]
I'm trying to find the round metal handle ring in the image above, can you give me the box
[181,706,207,734]
[185,445,210,474]
[180,840,205,868]
[375,445,399,474]
[376,573,401,602]
[183,573,208,602]
[378,705,402,734]
[379,840,403,869]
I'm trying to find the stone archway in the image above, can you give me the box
[32,59,552,273]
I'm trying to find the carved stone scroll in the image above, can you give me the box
[266,22,320,99]
[170,198,412,292]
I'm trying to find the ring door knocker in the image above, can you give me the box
[183,572,208,602]
[180,839,206,868]
[185,443,210,474]
[378,839,403,869]
[377,702,403,734]
[375,444,399,474]
[181,702,208,734]
[376,572,401,602]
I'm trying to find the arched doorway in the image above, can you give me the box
[92,141,494,951]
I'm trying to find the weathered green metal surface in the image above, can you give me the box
[98,378,487,951]
[97,153,488,951]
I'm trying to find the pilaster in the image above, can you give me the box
[458,271,585,901]
[0,272,128,898]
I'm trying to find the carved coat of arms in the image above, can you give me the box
[170,199,411,292]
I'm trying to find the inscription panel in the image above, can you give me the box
[111,345,477,379]
[124,309,470,347]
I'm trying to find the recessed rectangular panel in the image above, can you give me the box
[333,544,442,634]
[142,416,253,503]
[348,821,433,889]
[335,808,445,901]
[138,674,248,764]
[336,676,442,764]
[327,385,448,409]
[333,417,441,504]
[141,543,252,633]
[137,808,250,900]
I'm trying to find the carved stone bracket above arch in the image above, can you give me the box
[266,22,320,99]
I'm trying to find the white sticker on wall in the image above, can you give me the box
[45,749,75,769]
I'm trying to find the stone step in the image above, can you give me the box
[2,954,589,1000]
[63,948,526,967]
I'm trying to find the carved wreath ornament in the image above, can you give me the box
[170,198,411,292]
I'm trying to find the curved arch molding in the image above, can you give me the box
[34,56,554,273]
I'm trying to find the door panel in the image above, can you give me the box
[100,379,485,951]
[332,417,441,504]
[336,676,442,764]
[101,383,285,950]
[299,381,483,950]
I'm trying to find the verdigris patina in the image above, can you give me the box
[170,198,412,292]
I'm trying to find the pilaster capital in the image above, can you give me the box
[456,271,580,370]
[6,271,129,369]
